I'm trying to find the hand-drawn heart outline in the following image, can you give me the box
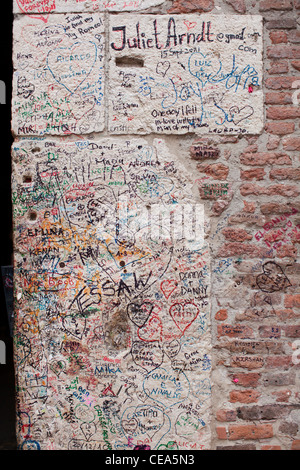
[184,21,196,31]
[229,105,254,125]
[156,61,170,78]
[47,41,97,94]
[160,279,178,299]
[127,301,154,328]
[169,301,199,334]
[16,0,56,23]
[256,261,291,293]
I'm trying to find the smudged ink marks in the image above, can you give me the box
[108,14,263,135]
[12,137,211,449]
[13,0,165,13]
[12,13,105,136]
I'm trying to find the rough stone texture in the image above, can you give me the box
[10,0,300,453]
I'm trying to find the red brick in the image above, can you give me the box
[270,168,300,180]
[266,19,297,29]
[231,356,264,369]
[225,0,246,12]
[267,45,300,58]
[282,136,300,150]
[218,324,254,338]
[283,325,300,337]
[240,183,299,197]
[273,389,292,402]
[168,0,214,12]
[265,122,295,134]
[291,440,300,450]
[276,245,298,258]
[265,92,293,105]
[291,60,300,71]
[230,373,261,387]
[222,228,253,242]
[266,356,293,369]
[228,424,273,440]
[269,31,288,43]
[260,0,293,10]
[240,152,292,165]
[285,294,300,308]
[268,60,289,74]
[216,409,237,422]
[260,203,297,214]
[261,445,282,450]
[267,106,300,120]
[289,30,300,43]
[216,426,228,439]
[241,168,266,180]
[259,326,281,338]
[215,309,228,321]
[197,163,229,180]
[243,201,256,212]
[265,76,300,89]
[217,243,266,258]
[229,390,260,403]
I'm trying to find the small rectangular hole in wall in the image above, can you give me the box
[115,57,144,68]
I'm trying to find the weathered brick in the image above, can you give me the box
[291,60,300,71]
[283,325,300,337]
[228,424,273,440]
[268,60,289,74]
[216,444,257,450]
[222,228,253,242]
[197,163,229,180]
[265,121,295,134]
[285,294,300,308]
[215,309,228,321]
[241,168,266,180]
[216,426,228,439]
[272,389,292,402]
[265,92,293,105]
[237,404,292,420]
[216,409,237,422]
[230,389,260,403]
[282,136,300,150]
[168,0,214,13]
[267,106,300,120]
[240,183,299,197]
[266,356,293,370]
[240,152,291,165]
[269,31,288,43]
[263,372,295,386]
[270,168,300,180]
[261,445,282,450]
[231,355,264,369]
[291,440,300,450]
[279,421,298,435]
[225,0,246,12]
[230,373,261,387]
[260,0,293,10]
[266,19,297,29]
[217,242,267,258]
[260,203,297,214]
[265,76,300,88]
[259,326,281,338]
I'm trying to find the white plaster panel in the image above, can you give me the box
[12,13,105,136]
[12,136,211,450]
[108,14,263,135]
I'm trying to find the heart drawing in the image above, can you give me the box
[16,0,56,23]
[160,279,178,299]
[256,261,291,293]
[169,301,199,334]
[47,42,97,94]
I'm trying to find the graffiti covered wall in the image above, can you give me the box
[11,0,300,451]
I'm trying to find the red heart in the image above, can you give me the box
[160,279,178,299]
[184,21,196,31]
[16,0,56,22]
[169,302,199,334]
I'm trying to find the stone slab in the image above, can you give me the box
[12,136,211,450]
[12,13,105,136]
[108,14,263,135]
